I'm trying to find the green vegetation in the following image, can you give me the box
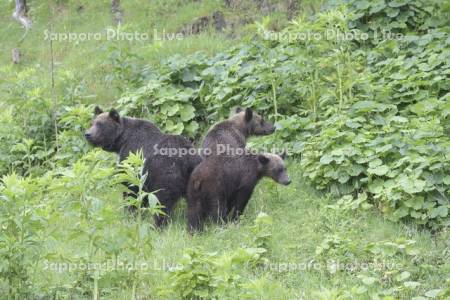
[116,0,450,228]
[0,159,448,298]
[0,0,448,299]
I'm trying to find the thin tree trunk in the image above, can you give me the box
[287,0,299,20]
[12,0,32,29]
[111,0,123,25]
[12,0,31,64]
[50,31,59,151]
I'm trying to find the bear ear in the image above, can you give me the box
[94,106,103,115]
[258,154,269,165]
[109,109,120,123]
[235,107,243,113]
[245,108,253,122]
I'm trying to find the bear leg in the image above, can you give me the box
[229,188,254,221]
[187,199,203,233]
[153,189,179,228]
[209,197,227,223]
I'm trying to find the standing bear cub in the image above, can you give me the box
[85,106,202,227]
[186,153,291,232]
[202,107,275,156]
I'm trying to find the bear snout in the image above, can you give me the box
[279,174,291,185]
[84,132,94,143]
[262,123,275,134]
[84,132,96,144]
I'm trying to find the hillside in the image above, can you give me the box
[0,0,449,299]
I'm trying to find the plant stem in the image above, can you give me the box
[337,62,343,112]
[49,23,59,151]
[271,80,278,122]
[93,271,98,300]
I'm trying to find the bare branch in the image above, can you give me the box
[12,0,32,29]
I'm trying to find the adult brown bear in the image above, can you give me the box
[85,106,202,227]
[202,107,275,157]
[186,152,290,232]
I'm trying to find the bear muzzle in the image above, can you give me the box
[278,173,291,185]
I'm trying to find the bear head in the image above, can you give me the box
[85,106,124,152]
[234,107,275,136]
[257,153,291,185]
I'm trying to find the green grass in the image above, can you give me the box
[0,0,320,106]
[31,160,448,298]
[164,163,447,295]
[0,0,232,105]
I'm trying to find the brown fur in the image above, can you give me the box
[186,153,290,232]
[202,108,275,156]
[85,107,202,227]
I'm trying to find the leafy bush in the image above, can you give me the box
[0,67,97,175]
[55,105,95,165]
[0,173,47,298]
[0,109,25,175]
[165,213,275,299]
[301,3,449,228]
[347,0,445,39]
[118,75,200,136]
[112,2,448,228]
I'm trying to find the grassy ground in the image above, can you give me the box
[0,0,233,105]
[153,162,448,298]
[34,160,448,298]
[0,0,315,105]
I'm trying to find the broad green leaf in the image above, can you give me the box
[368,179,384,194]
[320,154,333,165]
[368,165,389,176]
[375,144,393,153]
[405,197,424,210]
[443,175,450,185]
[395,271,410,281]
[348,165,364,176]
[361,276,377,285]
[179,105,195,122]
[394,206,409,219]
[185,121,199,135]
[385,8,399,18]
[369,159,383,168]
[404,281,421,288]
[430,206,448,218]
[399,176,426,194]
[424,289,442,298]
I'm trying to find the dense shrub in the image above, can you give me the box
[113,1,449,228]
[346,0,445,38]
[0,109,25,175]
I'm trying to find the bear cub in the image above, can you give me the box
[85,106,202,227]
[202,107,275,156]
[186,153,291,232]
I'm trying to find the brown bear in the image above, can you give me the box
[186,152,291,232]
[201,107,275,157]
[85,106,202,227]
